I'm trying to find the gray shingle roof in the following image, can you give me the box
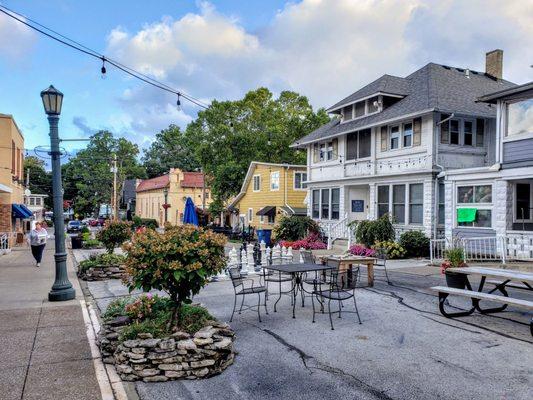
[294,63,516,146]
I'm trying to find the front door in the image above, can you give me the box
[347,186,370,222]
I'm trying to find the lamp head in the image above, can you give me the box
[40,85,64,115]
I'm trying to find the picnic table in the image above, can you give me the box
[431,267,533,335]
[266,263,335,319]
[317,255,377,287]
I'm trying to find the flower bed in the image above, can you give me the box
[98,294,235,382]
[77,253,126,281]
[280,233,327,250]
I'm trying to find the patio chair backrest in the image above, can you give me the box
[326,258,341,270]
[330,268,359,291]
[228,268,244,289]
[375,251,387,267]
[270,255,282,266]
[300,249,314,264]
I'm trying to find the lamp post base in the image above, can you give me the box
[48,287,76,301]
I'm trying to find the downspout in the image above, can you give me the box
[434,113,454,241]
[284,165,295,215]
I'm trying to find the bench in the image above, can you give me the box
[431,286,533,335]
[486,280,531,291]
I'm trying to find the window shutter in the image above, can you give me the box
[380,126,388,151]
[476,118,484,147]
[440,114,450,143]
[313,143,319,163]
[332,138,338,160]
[413,118,422,146]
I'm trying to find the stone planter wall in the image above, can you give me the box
[78,264,125,281]
[98,318,235,382]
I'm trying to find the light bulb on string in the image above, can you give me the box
[100,57,107,79]
[176,93,181,111]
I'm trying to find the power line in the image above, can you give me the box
[0,5,211,110]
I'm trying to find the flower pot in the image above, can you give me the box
[445,271,469,289]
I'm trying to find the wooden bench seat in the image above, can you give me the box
[486,280,531,291]
[431,286,533,310]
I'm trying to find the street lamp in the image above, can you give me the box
[41,85,75,301]
[163,187,169,224]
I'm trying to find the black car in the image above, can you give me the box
[66,220,82,234]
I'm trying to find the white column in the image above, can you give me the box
[494,180,512,237]
[368,183,376,220]
[423,178,435,238]
[444,181,454,244]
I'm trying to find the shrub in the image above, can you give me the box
[79,253,126,272]
[97,220,132,254]
[82,239,103,249]
[103,296,135,320]
[356,216,395,247]
[399,230,430,258]
[132,216,159,230]
[280,233,327,250]
[123,225,226,330]
[274,215,321,241]
[373,240,406,259]
[348,244,376,257]
[81,226,90,234]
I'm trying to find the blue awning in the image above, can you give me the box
[12,204,32,219]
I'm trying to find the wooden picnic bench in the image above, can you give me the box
[431,267,533,335]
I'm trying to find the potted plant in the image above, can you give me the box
[441,247,468,289]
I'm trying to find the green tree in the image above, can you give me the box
[24,156,52,208]
[62,131,146,216]
[185,88,329,211]
[142,125,201,178]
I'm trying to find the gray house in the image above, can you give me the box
[292,50,517,246]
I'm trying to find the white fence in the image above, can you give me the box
[430,233,533,264]
[0,232,12,255]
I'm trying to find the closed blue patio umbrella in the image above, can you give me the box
[183,197,199,226]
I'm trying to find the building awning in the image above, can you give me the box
[280,206,307,216]
[256,206,276,217]
[12,204,33,219]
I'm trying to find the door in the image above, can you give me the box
[348,186,370,221]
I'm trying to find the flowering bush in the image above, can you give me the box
[372,240,406,259]
[348,244,376,257]
[122,225,226,329]
[97,220,132,254]
[280,233,327,250]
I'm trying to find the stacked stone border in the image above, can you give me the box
[77,263,126,281]
[98,316,235,382]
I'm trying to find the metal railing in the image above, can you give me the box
[429,238,448,265]
[0,232,12,254]
[461,236,502,263]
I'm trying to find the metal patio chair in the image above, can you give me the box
[228,267,268,322]
[312,267,362,330]
[375,251,390,284]
[262,253,294,303]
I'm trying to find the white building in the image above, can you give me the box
[292,50,519,246]
[24,194,47,222]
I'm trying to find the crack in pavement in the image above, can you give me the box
[247,322,396,400]
[421,315,483,334]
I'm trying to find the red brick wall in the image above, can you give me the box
[0,204,12,233]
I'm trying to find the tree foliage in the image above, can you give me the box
[62,131,146,216]
[184,88,329,209]
[97,220,132,254]
[142,125,201,178]
[273,215,322,241]
[24,156,52,208]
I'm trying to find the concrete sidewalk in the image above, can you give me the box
[0,239,102,400]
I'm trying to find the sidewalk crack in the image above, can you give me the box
[20,302,44,400]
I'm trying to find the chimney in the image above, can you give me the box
[485,49,503,79]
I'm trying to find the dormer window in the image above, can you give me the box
[340,95,383,123]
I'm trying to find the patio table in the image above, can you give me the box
[317,255,377,287]
[265,263,335,319]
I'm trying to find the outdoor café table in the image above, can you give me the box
[266,263,335,319]
[317,255,377,287]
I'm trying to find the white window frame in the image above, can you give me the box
[402,122,413,148]
[252,175,261,192]
[340,95,382,123]
[294,171,307,190]
[311,187,340,220]
[513,181,533,223]
[270,171,280,191]
[441,117,478,146]
[248,208,253,223]
[504,99,533,141]
[377,182,424,225]
[455,183,493,228]
[463,119,475,146]
[389,125,400,150]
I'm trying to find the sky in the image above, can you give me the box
[0,0,532,157]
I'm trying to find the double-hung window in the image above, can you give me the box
[463,120,473,146]
[403,123,413,147]
[392,185,405,224]
[450,120,460,145]
[321,189,330,219]
[316,139,337,162]
[270,171,280,191]
[346,129,371,160]
[331,188,340,220]
[253,175,261,192]
[294,172,307,190]
[438,182,445,225]
[312,190,320,219]
[311,188,340,220]
[377,186,390,218]
[390,126,400,150]
[456,184,492,227]
[409,183,424,224]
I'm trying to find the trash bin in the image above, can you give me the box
[256,229,272,246]
[71,236,83,249]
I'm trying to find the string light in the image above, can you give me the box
[100,57,107,79]
[176,93,181,111]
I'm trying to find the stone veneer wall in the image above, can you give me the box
[99,317,235,382]
[78,264,126,281]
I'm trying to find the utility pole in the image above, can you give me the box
[111,154,118,220]
[201,167,206,211]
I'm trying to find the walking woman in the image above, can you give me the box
[28,221,48,267]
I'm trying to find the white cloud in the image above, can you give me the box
[0,10,36,60]
[106,0,533,139]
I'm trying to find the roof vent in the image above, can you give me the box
[442,65,451,70]
[456,68,464,73]
[465,69,470,78]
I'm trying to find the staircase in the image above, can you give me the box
[319,214,353,250]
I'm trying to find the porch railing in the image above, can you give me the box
[503,232,533,261]
[461,236,503,263]
[429,238,448,265]
[319,214,352,249]
[0,232,12,254]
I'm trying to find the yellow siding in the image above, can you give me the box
[234,164,307,230]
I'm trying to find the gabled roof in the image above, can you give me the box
[293,63,516,147]
[136,175,169,192]
[328,75,409,112]
[228,161,306,208]
[180,172,205,188]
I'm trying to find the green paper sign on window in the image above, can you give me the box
[457,208,477,223]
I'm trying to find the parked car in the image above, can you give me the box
[66,220,82,234]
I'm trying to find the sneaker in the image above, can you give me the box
[36,263,40,267]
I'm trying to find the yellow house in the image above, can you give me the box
[135,168,211,226]
[0,114,26,242]
[228,162,308,229]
